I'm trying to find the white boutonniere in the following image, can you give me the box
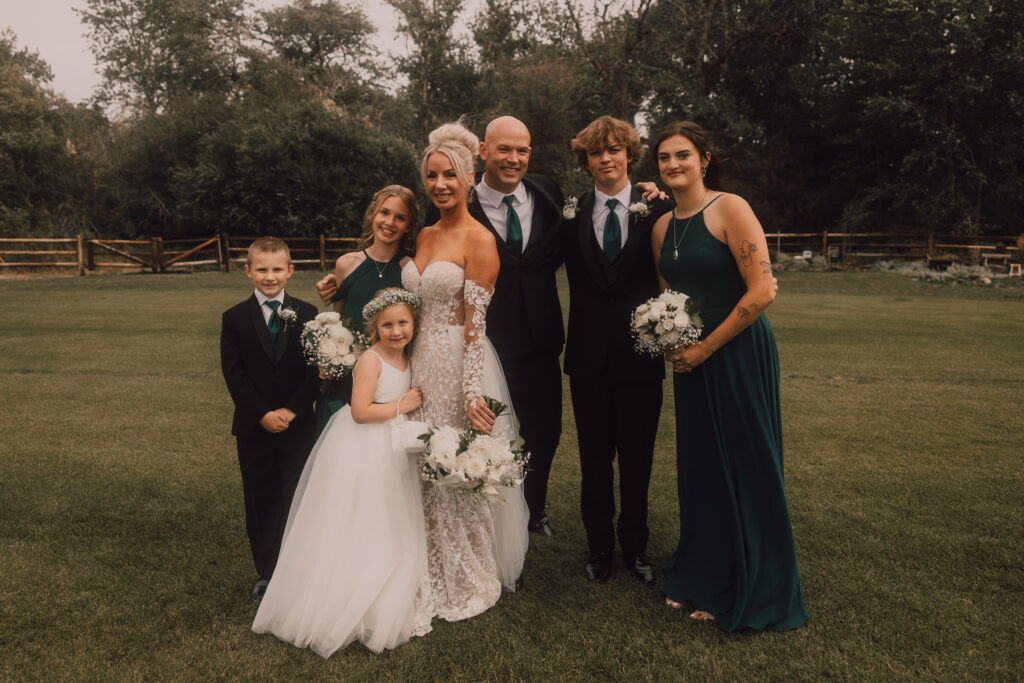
[628,200,651,218]
[562,196,579,219]
[278,306,297,330]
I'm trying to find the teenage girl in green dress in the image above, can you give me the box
[650,122,808,632]
[312,185,418,436]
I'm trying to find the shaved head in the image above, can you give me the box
[485,116,531,145]
[480,116,533,194]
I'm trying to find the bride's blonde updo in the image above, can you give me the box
[421,120,479,200]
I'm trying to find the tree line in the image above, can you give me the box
[2,0,1021,241]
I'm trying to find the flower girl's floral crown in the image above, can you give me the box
[362,288,422,321]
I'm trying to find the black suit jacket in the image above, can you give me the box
[425,173,565,360]
[220,293,320,438]
[561,185,673,381]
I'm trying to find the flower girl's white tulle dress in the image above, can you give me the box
[251,351,432,656]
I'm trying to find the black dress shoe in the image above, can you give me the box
[624,554,656,586]
[585,551,612,582]
[528,516,555,536]
[250,578,269,599]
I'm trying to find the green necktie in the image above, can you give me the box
[266,300,281,348]
[503,195,523,255]
[603,198,621,261]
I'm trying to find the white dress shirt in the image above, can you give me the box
[254,289,286,325]
[591,183,633,250]
[476,178,534,249]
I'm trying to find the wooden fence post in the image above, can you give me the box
[77,234,85,276]
[222,233,231,272]
[215,232,223,269]
[927,232,934,255]
[86,240,95,270]
[821,230,828,256]
[151,237,164,273]
[319,234,327,272]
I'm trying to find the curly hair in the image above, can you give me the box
[570,116,643,176]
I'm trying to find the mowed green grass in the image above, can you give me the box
[1,270,1021,681]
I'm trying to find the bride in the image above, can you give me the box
[403,121,529,622]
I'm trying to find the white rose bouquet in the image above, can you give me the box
[419,398,529,502]
[300,312,366,381]
[632,289,703,356]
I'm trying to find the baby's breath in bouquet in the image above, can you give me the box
[632,290,703,356]
[419,398,529,502]
[300,312,366,384]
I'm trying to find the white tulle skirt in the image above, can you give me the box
[251,406,429,657]
[479,335,530,591]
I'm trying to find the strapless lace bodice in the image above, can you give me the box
[401,260,466,328]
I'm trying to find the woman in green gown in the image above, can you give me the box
[312,185,417,436]
[650,122,808,631]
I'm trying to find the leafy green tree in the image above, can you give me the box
[78,0,250,114]
[171,99,420,238]
[387,0,481,140]
[256,0,378,96]
[0,31,103,237]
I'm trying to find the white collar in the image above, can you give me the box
[254,289,285,307]
[594,183,632,209]
[476,177,528,209]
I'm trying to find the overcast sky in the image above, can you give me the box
[2,0,430,104]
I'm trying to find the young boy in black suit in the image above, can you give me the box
[221,237,319,599]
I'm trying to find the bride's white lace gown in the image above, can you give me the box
[402,260,529,623]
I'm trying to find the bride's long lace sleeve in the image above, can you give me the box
[462,279,493,405]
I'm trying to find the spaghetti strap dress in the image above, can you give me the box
[313,249,407,436]
[656,195,808,632]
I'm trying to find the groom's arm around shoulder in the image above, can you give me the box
[220,299,270,435]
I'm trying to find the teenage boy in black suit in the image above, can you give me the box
[561,116,673,586]
[221,237,319,599]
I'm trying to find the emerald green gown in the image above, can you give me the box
[313,250,407,437]
[657,198,808,632]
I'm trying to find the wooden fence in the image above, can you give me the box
[1,231,1021,275]
[0,234,360,275]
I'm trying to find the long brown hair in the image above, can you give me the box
[651,121,726,192]
[355,185,418,252]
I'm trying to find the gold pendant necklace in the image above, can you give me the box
[671,189,708,260]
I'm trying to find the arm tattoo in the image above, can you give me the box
[740,240,757,266]
[737,306,751,319]
[760,260,771,274]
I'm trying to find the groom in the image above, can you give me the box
[425,116,566,537]
[561,116,672,585]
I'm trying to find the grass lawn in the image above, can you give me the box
[1,270,1021,680]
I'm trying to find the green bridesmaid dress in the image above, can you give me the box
[313,249,408,437]
[657,196,808,632]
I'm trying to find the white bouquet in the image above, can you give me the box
[300,312,366,380]
[419,398,529,502]
[631,289,703,356]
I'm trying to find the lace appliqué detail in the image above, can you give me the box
[400,260,502,624]
[462,280,492,405]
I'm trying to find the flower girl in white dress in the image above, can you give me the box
[252,289,432,656]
